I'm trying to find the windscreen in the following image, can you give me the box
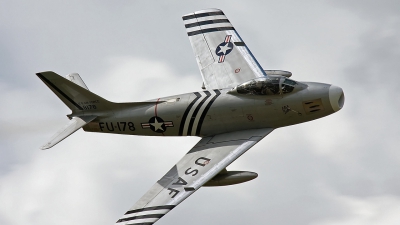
[282,78,297,93]
[236,77,297,95]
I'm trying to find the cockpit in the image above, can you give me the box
[235,76,299,95]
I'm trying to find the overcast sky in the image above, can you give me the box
[1,1,400,225]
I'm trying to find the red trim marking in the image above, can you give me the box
[154,98,165,136]
[155,98,160,116]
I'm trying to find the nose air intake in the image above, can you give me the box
[329,85,345,112]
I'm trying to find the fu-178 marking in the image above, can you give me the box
[37,8,344,225]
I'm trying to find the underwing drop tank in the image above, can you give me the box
[204,170,258,186]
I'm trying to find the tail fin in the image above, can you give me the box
[37,71,111,149]
[36,71,111,112]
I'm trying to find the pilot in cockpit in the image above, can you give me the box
[235,77,297,96]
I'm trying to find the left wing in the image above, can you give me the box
[115,128,274,225]
[183,9,267,90]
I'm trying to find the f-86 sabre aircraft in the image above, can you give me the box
[38,8,344,225]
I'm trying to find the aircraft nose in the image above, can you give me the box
[329,85,345,112]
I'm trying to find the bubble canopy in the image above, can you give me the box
[235,76,298,95]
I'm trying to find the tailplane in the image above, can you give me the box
[40,115,97,150]
[37,71,111,149]
[65,73,89,90]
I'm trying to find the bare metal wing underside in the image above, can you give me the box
[183,8,267,90]
[115,128,274,225]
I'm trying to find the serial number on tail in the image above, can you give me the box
[99,122,135,132]
[82,105,97,110]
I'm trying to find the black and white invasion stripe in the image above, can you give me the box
[182,9,234,36]
[179,90,221,136]
[115,205,175,225]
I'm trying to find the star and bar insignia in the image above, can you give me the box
[141,116,174,133]
[215,35,234,63]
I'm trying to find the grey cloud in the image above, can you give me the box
[329,0,400,20]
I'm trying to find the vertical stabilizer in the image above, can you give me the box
[37,71,112,112]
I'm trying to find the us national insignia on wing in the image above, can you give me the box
[215,35,234,63]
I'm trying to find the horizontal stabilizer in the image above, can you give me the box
[65,73,89,90]
[41,115,97,150]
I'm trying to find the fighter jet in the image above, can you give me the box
[37,8,344,225]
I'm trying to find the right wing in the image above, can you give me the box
[183,8,267,90]
[115,128,274,225]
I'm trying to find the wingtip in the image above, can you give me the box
[40,142,52,150]
[195,8,222,13]
[182,8,223,19]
